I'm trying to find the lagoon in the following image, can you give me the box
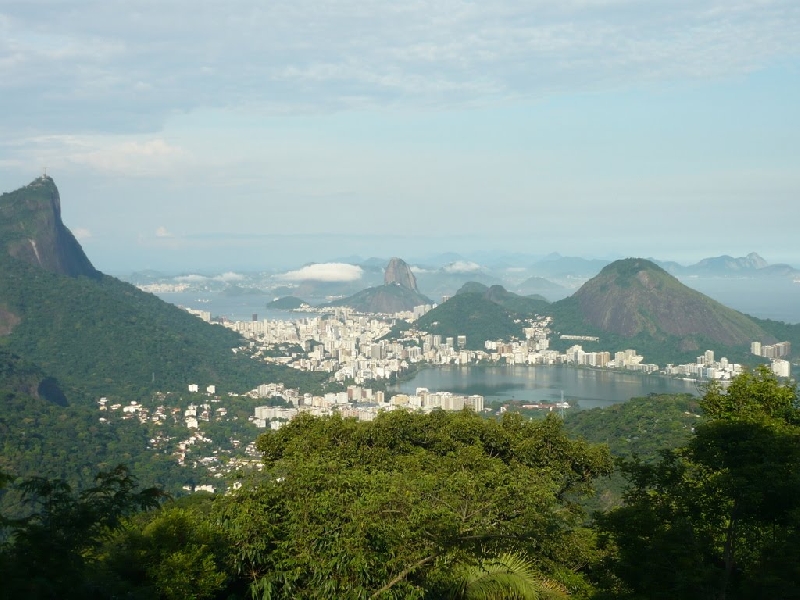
[391,365,700,410]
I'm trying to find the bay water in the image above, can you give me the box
[391,365,700,410]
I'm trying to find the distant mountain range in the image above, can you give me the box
[656,252,800,278]
[526,252,800,282]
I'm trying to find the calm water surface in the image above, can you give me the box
[155,291,297,322]
[392,365,699,410]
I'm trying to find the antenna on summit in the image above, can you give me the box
[42,166,47,179]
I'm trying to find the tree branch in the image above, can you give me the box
[370,554,437,599]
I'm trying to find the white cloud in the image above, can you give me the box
[1,134,188,177]
[155,226,172,238]
[409,266,430,274]
[175,274,208,283]
[68,138,186,175]
[443,261,483,273]
[73,227,92,240]
[279,263,363,282]
[0,1,798,136]
[214,271,244,282]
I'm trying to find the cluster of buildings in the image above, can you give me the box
[751,341,792,358]
[96,392,259,484]
[750,342,792,377]
[90,302,795,494]
[250,383,484,429]
[216,307,794,386]
[664,350,744,380]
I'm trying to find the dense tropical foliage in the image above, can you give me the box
[1,368,798,599]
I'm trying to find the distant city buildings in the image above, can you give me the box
[752,341,791,359]
[208,306,794,386]
[772,359,791,378]
[751,340,792,378]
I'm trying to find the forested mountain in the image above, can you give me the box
[0,175,99,279]
[549,258,780,364]
[0,178,324,503]
[0,177,318,401]
[413,292,525,349]
[454,282,550,316]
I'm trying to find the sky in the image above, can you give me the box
[1,0,799,272]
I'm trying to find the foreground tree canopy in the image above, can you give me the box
[1,367,798,600]
[220,410,613,599]
[597,366,800,600]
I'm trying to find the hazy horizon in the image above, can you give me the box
[92,238,800,276]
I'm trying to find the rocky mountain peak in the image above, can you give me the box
[564,258,769,346]
[744,252,768,269]
[0,177,100,279]
[384,257,418,292]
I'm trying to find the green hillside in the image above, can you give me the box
[326,282,431,313]
[0,178,326,401]
[413,292,524,349]
[548,258,779,365]
[455,282,550,317]
[565,393,701,462]
[0,257,321,400]
[482,284,550,317]
[0,178,330,503]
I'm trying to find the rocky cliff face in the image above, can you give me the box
[384,257,418,291]
[0,176,100,279]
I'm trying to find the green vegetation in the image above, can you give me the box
[596,367,800,599]
[0,256,323,401]
[749,314,800,352]
[547,259,790,366]
[226,410,611,598]
[0,386,190,516]
[456,282,551,318]
[565,393,701,463]
[327,283,431,313]
[414,293,525,349]
[564,393,703,511]
[383,283,547,350]
[0,178,324,402]
[2,369,799,598]
[0,465,164,599]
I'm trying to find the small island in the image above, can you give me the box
[267,295,309,310]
